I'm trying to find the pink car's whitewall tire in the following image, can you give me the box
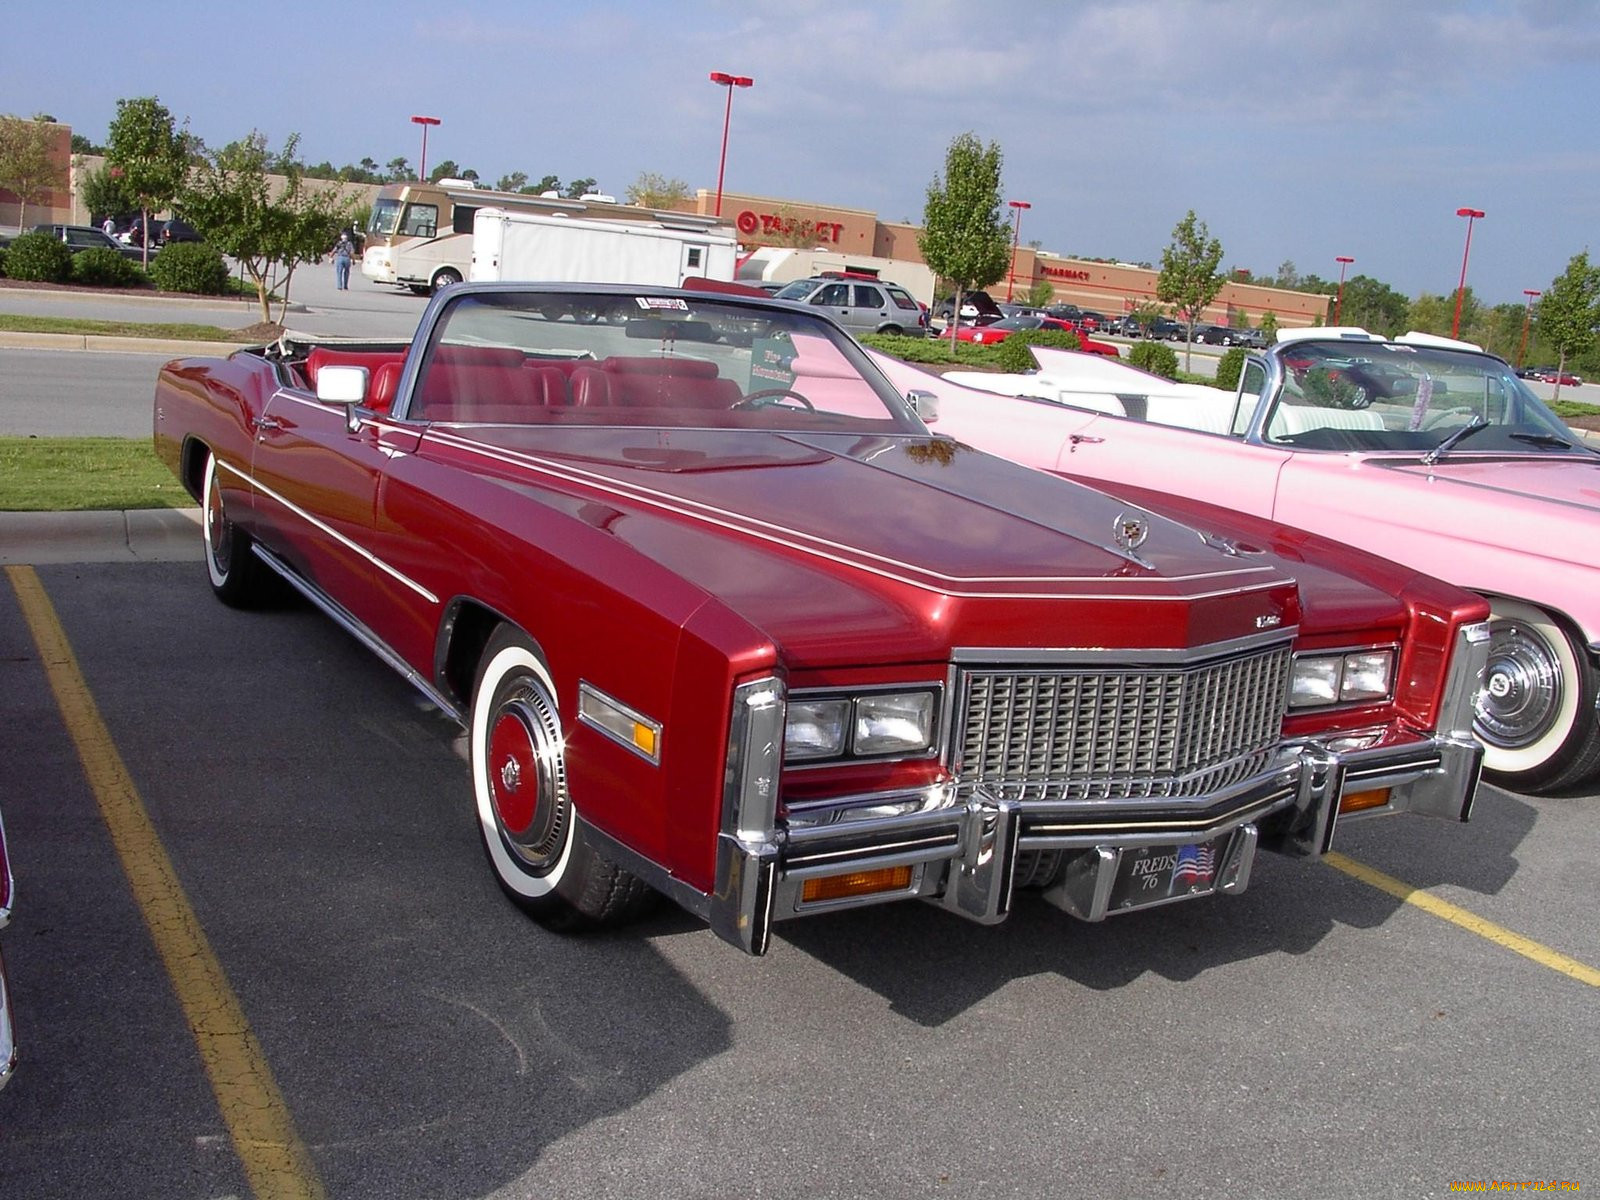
[1477,599,1600,792]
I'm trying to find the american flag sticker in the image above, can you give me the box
[1171,843,1216,891]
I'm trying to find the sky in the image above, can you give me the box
[5,0,1598,307]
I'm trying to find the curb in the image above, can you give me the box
[0,330,250,356]
[0,508,203,565]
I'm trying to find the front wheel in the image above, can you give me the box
[470,628,656,929]
[430,268,462,294]
[1477,599,1600,793]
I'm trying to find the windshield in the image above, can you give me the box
[1260,339,1583,453]
[401,287,924,433]
[368,199,402,237]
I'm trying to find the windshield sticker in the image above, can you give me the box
[635,297,690,311]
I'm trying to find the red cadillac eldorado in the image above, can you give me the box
[152,284,1490,954]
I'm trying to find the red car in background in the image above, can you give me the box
[955,315,1122,356]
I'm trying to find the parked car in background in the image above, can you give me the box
[1192,325,1237,345]
[1148,317,1184,340]
[774,275,925,336]
[1106,316,1145,337]
[872,329,1600,793]
[28,223,146,262]
[1530,368,1583,387]
[934,289,1004,329]
[119,216,202,249]
[954,315,1121,357]
[153,282,1489,954]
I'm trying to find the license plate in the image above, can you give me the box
[1107,839,1223,912]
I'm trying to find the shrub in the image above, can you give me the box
[0,246,7,277]
[1214,346,1248,391]
[997,328,1081,373]
[71,247,147,288]
[1129,340,1179,379]
[4,231,75,283]
[149,242,229,295]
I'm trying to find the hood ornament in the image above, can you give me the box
[1112,510,1150,554]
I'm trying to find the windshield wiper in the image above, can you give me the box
[1508,431,1574,449]
[1421,415,1489,466]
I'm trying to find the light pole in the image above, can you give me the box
[1452,207,1484,338]
[1006,200,1031,302]
[410,115,440,181]
[708,71,753,217]
[1518,289,1541,367]
[1334,256,1354,324]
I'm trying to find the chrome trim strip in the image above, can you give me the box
[426,432,1283,600]
[950,627,1297,666]
[250,544,463,724]
[217,458,438,605]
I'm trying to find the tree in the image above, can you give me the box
[626,171,691,209]
[527,174,562,195]
[428,159,460,184]
[1536,251,1600,401]
[78,163,139,224]
[106,96,192,269]
[496,171,528,193]
[1335,275,1409,337]
[1026,278,1055,308]
[1156,210,1224,371]
[0,113,66,230]
[385,156,411,181]
[183,131,359,324]
[563,177,598,198]
[918,132,1010,354]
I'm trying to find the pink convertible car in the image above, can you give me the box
[875,330,1600,793]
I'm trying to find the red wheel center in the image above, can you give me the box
[488,710,540,835]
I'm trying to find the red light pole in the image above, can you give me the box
[1451,207,1484,338]
[1334,256,1354,324]
[1518,289,1541,367]
[410,115,440,181]
[1006,200,1031,302]
[708,71,753,217]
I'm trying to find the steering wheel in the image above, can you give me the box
[735,388,814,412]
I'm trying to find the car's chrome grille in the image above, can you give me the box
[955,644,1292,802]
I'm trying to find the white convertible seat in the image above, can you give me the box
[1269,403,1385,438]
[1140,391,1238,435]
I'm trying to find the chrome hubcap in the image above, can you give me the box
[1476,620,1563,748]
[485,681,568,870]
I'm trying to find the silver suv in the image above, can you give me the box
[773,276,926,336]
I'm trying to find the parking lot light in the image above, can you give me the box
[1006,200,1031,302]
[708,72,754,218]
[1452,207,1485,338]
[410,115,440,181]
[1518,289,1541,367]
[1334,256,1354,324]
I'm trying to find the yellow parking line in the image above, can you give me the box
[1324,850,1600,987]
[6,565,325,1200]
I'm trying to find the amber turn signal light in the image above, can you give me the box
[1339,788,1390,814]
[801,865,913,904]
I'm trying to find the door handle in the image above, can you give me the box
[1068,433,1104,451]
[254,415,283,432]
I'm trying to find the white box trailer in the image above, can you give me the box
[470,208,738,287]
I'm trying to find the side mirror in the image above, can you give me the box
[907,388,939,423]
[316,364,370,433]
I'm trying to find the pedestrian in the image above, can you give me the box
[332,230,354,290]
[101,214,116,237]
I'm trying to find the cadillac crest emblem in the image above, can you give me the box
[1113,511,1150,553]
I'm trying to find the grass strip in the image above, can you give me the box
[0,437,188,511]
[0,314,249,341]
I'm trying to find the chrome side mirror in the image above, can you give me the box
[907,388,939,423]
[315,364,370,433]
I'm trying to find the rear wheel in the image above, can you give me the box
[202,450,272,607]
[470,628,656,929]
[1477,599,1600,793]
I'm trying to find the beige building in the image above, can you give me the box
[691,189,1329,328]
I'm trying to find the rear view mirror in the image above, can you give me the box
[316,364,369,404]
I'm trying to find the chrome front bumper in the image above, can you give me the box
[707,622,1491,956]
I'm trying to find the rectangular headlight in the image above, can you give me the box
[1290,649,1394,709]
[854,691,936,755]
[785,698,850,760]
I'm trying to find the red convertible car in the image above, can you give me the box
[954,315,1121,357]
[153,284,1489,954]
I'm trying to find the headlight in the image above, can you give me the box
[1290,649,1395,709]
[784,690,938,762]
[785,699,850,761]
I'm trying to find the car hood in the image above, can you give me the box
[437,425,1310,664]
[1376,454,1600,512]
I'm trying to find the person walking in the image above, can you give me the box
[332,230,354,290]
